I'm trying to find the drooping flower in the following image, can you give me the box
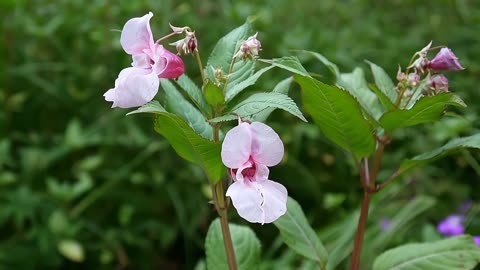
[437,214,465,236]
[234,33,262,61]
[429,74,449,93]
[428,48,464,71]
[473,236,480,247]
[104,12,185,108]
[169,25,198,55]
[221,121,287,224]
[408,41,432,73]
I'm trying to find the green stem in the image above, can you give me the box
[222,58,237,95]
[194,50,206,84]
[211,125,237,270]
[155,31,179,44]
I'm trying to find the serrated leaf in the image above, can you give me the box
[338,67,383,121]
[379,93,467,132]
[205,218,261,270]
[373,235,480,270]
[204,80,224,107]
[208,114,238,124]
[274,197,328,267]
[126,100,166,115]
[367,60,397,103]
[229,92,306,122]
[176,75,211,116]
[295,75,375,158]
[252,77,293,122]
[266,56,309,76]
[154,113,223,183]
[225,65,274,102]
[206,22,255,95]
[161,79,213,140]
[398,133,480,176]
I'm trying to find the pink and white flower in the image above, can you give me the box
[221,121,287,224]
[104,12,185,108]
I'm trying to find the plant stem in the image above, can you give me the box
[349,191,372,270]
[194,50,206,84]
[211,125,238,270]
[155,31,179,44]
[222,58,237,94]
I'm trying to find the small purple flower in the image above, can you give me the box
[379,218,392,231]
[428,48,464,71]
[437,214,465,236]
[429,74,449,93]
[473,236,480,247]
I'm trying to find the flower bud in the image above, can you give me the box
[396,66,406,81]
[428,47,464,71]
[170,30,198,55]
[407,72,420,87]
[429,74,449,93]
[407,41,432,73]
[234,33,262,61]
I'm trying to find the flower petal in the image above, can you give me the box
[226,181,264,223]
[150,45,185,78]
[104,67,159,108]
[250,122,284,166]
[258,179,288,223]
[221,122,252,168]
[120,12,154,55]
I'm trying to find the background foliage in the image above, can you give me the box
[1,0,479,269]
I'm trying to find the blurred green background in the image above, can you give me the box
[1,0,480,269]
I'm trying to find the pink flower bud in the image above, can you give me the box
[428,48,464,71]
[396,66,406,81]
[170,30,197,55]
[407,72,420,87]
[429,74,449,93]
[234,33,262,61]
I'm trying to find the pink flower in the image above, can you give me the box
[437,214,465,236]
[234,33,262,61]
[221,121,287,224]
[429,74,449,93]
[473,236,480,247]
[428,48,464,71]
[104,12,185,108]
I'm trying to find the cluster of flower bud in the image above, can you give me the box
[234,33,262,61]
[396,42,464,103]
[169,24,198,55]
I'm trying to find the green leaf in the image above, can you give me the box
[126,100,166,115]
[274,197,328,267]
[225,65,274,102]
[398,133,480,176]
[161,79,213,140]
[265,56,309,76]
[373,235,480,270]
[206,22,255,95]
[58,239,85,262]
[369,196,436,251]
[320,210,359,270]
[301,50,340,78]
[205,218,261,270]
[204,80,224,107]
[379,93,467,132]
[252,77,293,122]
[338,67,383,121]
[295,75,375,158]
[368,83,395,111]
[176,75,211,116]
[366,60,397,103]
[154,113,223,183]
[230,92,306,122]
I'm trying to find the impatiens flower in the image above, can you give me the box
[234,33,262,61]
[428,48,464,71]
[104,12,185,108]
[221,121,287,224]
[408,41,432,73]
[437,214,465,236]
[170,28,198,55]
[473,236,480,247]
[429,74,449,93]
